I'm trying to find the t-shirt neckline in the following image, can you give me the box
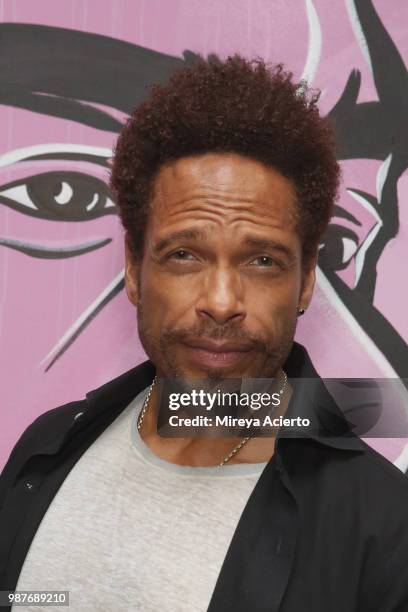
[130,385,269,478]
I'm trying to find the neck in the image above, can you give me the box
[138,372,293,467]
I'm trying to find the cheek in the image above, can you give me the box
[249,297,297,338]
[244,278,300,344]
[140,266,200,327]
[247,275,300,317]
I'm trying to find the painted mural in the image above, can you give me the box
[1,0,407,471]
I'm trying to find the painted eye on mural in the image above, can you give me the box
[0,171,116,221]
[318,224,359,271]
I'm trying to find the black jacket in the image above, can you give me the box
[1,342,408,612]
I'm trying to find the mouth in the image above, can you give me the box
[181,339,253,370]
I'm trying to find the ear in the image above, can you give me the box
[124,235,140,307]
[299,250,318,311]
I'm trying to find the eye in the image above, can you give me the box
[249,255,278,267]
[0,171,116,221]
[169,249,196,260]
[318,224,359,271]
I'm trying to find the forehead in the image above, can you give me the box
[150,153,298,225]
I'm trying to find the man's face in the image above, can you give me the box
[125,153,316,379]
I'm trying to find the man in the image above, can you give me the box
[1,56,408,612]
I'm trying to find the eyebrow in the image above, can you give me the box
[241,235,295,260]
[152,229,208,254]
[152,229,295,260]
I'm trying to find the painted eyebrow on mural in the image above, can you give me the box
[332,204,362,226]
[0,23,195,131]
[23,152,111,167]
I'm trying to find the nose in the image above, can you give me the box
[196,266,246,325]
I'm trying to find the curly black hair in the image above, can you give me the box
[110,55,340,266]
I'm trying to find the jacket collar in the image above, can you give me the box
[85,359,156,418]
[279,342,365,452]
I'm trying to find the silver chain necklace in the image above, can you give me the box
[137,370,288,467]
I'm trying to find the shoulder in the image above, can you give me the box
[319,438,408,513]
[3,398,86,457]
[9,397,87,457]
[291,436,408,520]
[349,439,408,505]
[19,399,87,441]
[320,440,408,559]
[0,359,154,499]
[0,399,86,499]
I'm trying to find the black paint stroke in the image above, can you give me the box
[0,23,199,130]
[323,0,408,378]
[0,237,111,259]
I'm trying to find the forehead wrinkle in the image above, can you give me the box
[162,206,289,229]
[162,198,298,229]
[153,166,299,227]
[157,191,292,218]
[155,187,265,208]
[153,210,296,243]
[224,214,294,230]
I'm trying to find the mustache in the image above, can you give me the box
[160,321,271,353]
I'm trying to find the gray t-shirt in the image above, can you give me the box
[14,386,268,611]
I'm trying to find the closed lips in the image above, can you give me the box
[183,340,253,353]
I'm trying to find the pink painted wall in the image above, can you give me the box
[1,0,408,470]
